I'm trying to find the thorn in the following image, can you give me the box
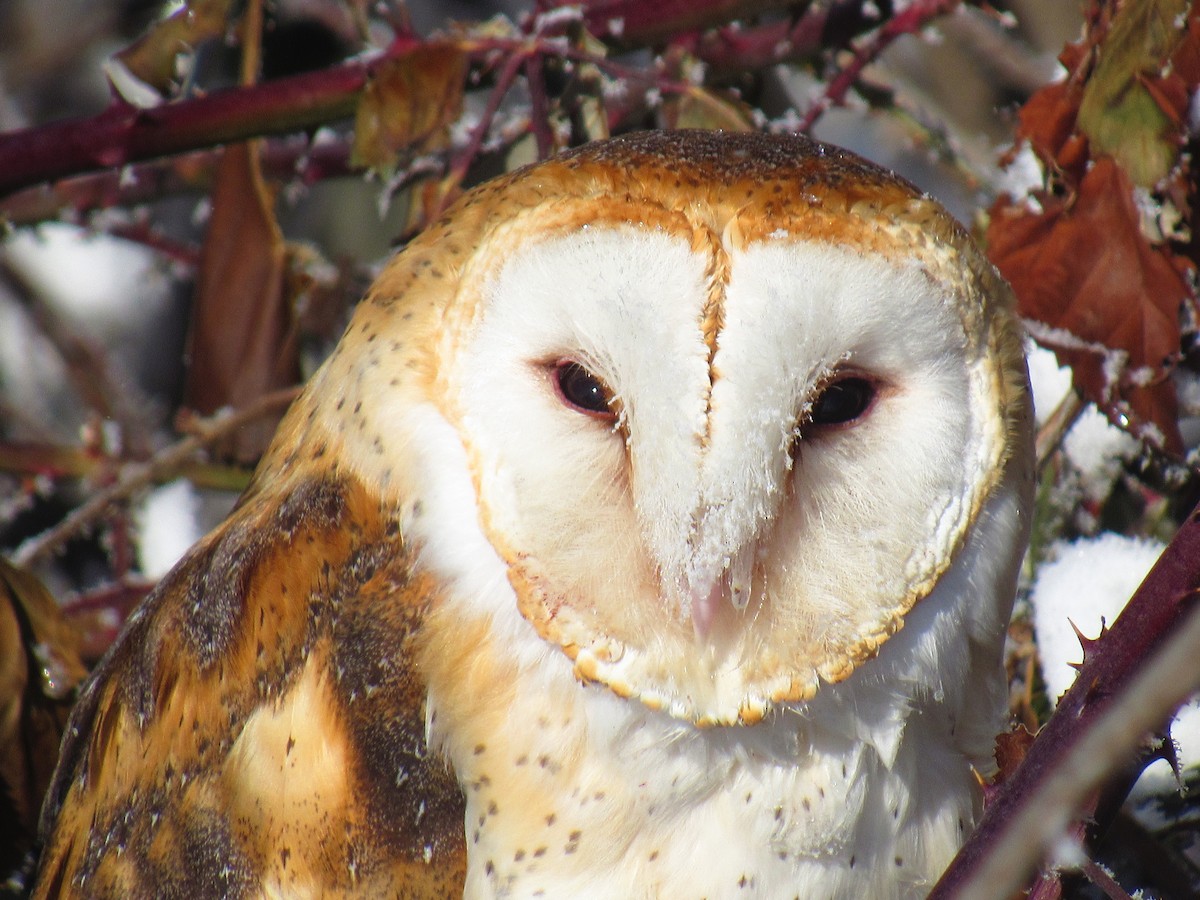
[1148,729,1182,781]
[1067,616,1107,671]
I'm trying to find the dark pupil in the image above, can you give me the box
[810,378,873,426]
[558,363,611,413]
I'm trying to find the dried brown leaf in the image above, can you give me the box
[661,86,756,132]
[0,559,85,868]
[184,141,298,461]
[352,43,469,175]
[115,0,235,95]
[992,724,1037,790]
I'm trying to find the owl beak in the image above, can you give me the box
[690,579,723,641]
[687,550,756,642]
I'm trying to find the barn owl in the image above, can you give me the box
[33,129,1033,899]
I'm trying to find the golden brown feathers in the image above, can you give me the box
[35,468,464,897]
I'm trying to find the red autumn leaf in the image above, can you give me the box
[1015,79,1086,176]
[988,156,1189,452]
[184,141,298,461]
[1172,10,1200,85]
[1009,37,1091,178]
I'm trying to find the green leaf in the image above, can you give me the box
[1077,0,1189,186]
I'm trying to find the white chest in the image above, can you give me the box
[435,661,978,900]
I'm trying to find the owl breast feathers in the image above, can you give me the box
[34,130,1033,899]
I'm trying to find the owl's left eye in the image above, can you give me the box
[554,361,616,419]
[808,377,876,427]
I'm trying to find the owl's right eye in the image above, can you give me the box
[553,361,616,419]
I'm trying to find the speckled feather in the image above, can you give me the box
[35,471,466,897]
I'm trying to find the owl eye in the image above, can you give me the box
[809,377,876,427]
[554,361,616,419]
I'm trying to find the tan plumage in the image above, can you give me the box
[35,473,465,896]
[34,130,1033,899]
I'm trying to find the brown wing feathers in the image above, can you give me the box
[34,471,466,898]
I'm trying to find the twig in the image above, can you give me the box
[0,61,368,199]
[1036,388,1086,472]
[0,441,253,492]
[438,49,530,215]
[930,508,1200,898]
[1080,859,1136,900]
[0,256,154,456]
[675,0,887,72]
[0,136,355,227]
[799,0,963,131]
[12,386,301,566]
[575,0,801,47]
[0,0,907,201]
[524,54,555,159]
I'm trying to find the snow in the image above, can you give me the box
[1031,533,1200,794]
[135,479,203,579]
[996,143,1045,203]
[1062,406,1140,503]
[1031,533,1164,702]
[3,223,166,338]
[0,223,175,443]
[1026,343,1072,427]
[1025,343,1141,503]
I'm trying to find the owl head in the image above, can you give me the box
[268,129,1032,729]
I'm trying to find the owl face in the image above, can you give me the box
[317,130,1030,728]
